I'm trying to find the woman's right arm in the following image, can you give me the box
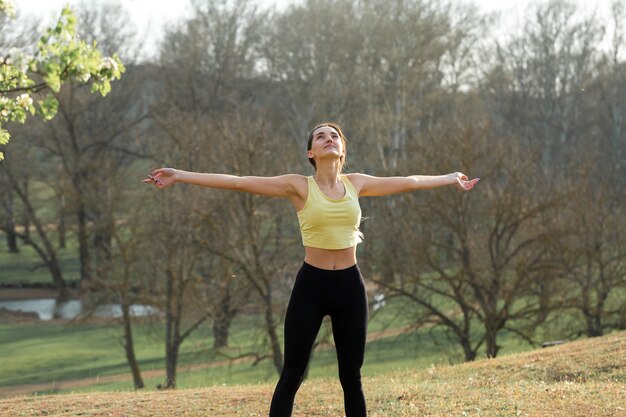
[144,168,304,198]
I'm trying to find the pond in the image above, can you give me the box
[0,298,159,321]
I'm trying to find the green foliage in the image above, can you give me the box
[0,0,15,17]
[37,93,58,120]
[0,3,124,160]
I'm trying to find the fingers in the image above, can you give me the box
[143,173,165,188]
[457,177,479,191]
[464,178,479,190]
[150,168,166,176]
[150,168,174,179]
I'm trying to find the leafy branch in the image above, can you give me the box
[0,2,125,159]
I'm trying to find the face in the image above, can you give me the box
[307,126,345,163]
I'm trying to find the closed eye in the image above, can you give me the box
[315,132,339,140]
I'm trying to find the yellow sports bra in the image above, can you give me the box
[296,175,363,250]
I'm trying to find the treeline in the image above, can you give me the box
[0,0,624,389]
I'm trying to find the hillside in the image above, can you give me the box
[0,331,623,417]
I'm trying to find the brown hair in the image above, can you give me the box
[307,122,348,171]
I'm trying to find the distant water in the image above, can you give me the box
[0,299,158,320]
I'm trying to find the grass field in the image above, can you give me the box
[0,293,543,397]
[0,312,466,393]
[0,330,623,416]
[1,242,81,286]
[3,236,623,415]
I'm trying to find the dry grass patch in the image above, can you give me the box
[1,331,624,416]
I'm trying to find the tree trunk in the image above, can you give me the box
[212,284,236,349]
[3,190,19,253]
[5,227,19,253]
[47,257,67,297]
[93,206,113,275]
[264,292,283,374]
[9,174,67,296]
[20,181,30,239]
[121,301,145,389]
[18,232,66,294]
[459,334,477,362]
[77,203,92,283]
[94,228,113,279]
[57,192,66,249]
[213,308,232,349]
[164,331,180,389]
[484,319,501,358]
[164,269,179,389]
[580,280,604,337]
[584,312,604,337]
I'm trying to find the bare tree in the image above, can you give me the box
[80,174,153,390]
[595,0,626,173]
[0,10,40,255]
[28,3,142,285]
[481,0,625,340]
[0,167,19,253]
[375,110,559,359]
[484,0,603,167]
[262,0,365,138]
[159,0,268,116]
[200,256,249,349]
[199,115,301,374]
[0,133,68,296]
[112,221,146,390]
[152,203,213,389]
[547,146,626,338]
[145,0,291,384]
[356,0,488,292]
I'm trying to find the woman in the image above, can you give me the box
[144,122,479,417]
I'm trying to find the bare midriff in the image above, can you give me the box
[303,246,357,270]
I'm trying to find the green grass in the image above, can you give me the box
[0,299,543,395]
[0,312,285,390]
[0,323,158,387]
[0,281,616,396]
[0,241,81,285]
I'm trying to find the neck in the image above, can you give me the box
[314,160,342,186]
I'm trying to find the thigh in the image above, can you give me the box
[330,272,368,369]
[282,268,325,370]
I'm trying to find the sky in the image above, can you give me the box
[12,0,616,59]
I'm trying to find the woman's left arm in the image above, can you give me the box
[347,172,479,197]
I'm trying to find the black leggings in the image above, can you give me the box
[269,262,368,417]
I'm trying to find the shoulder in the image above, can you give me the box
[285,174,309,185]
[343,173,366,195]
[345,173,366,181]
[344,173,368,192]
[281,173,308,181]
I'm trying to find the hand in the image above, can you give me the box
[143,168,178,189]
[450,172,479,191]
